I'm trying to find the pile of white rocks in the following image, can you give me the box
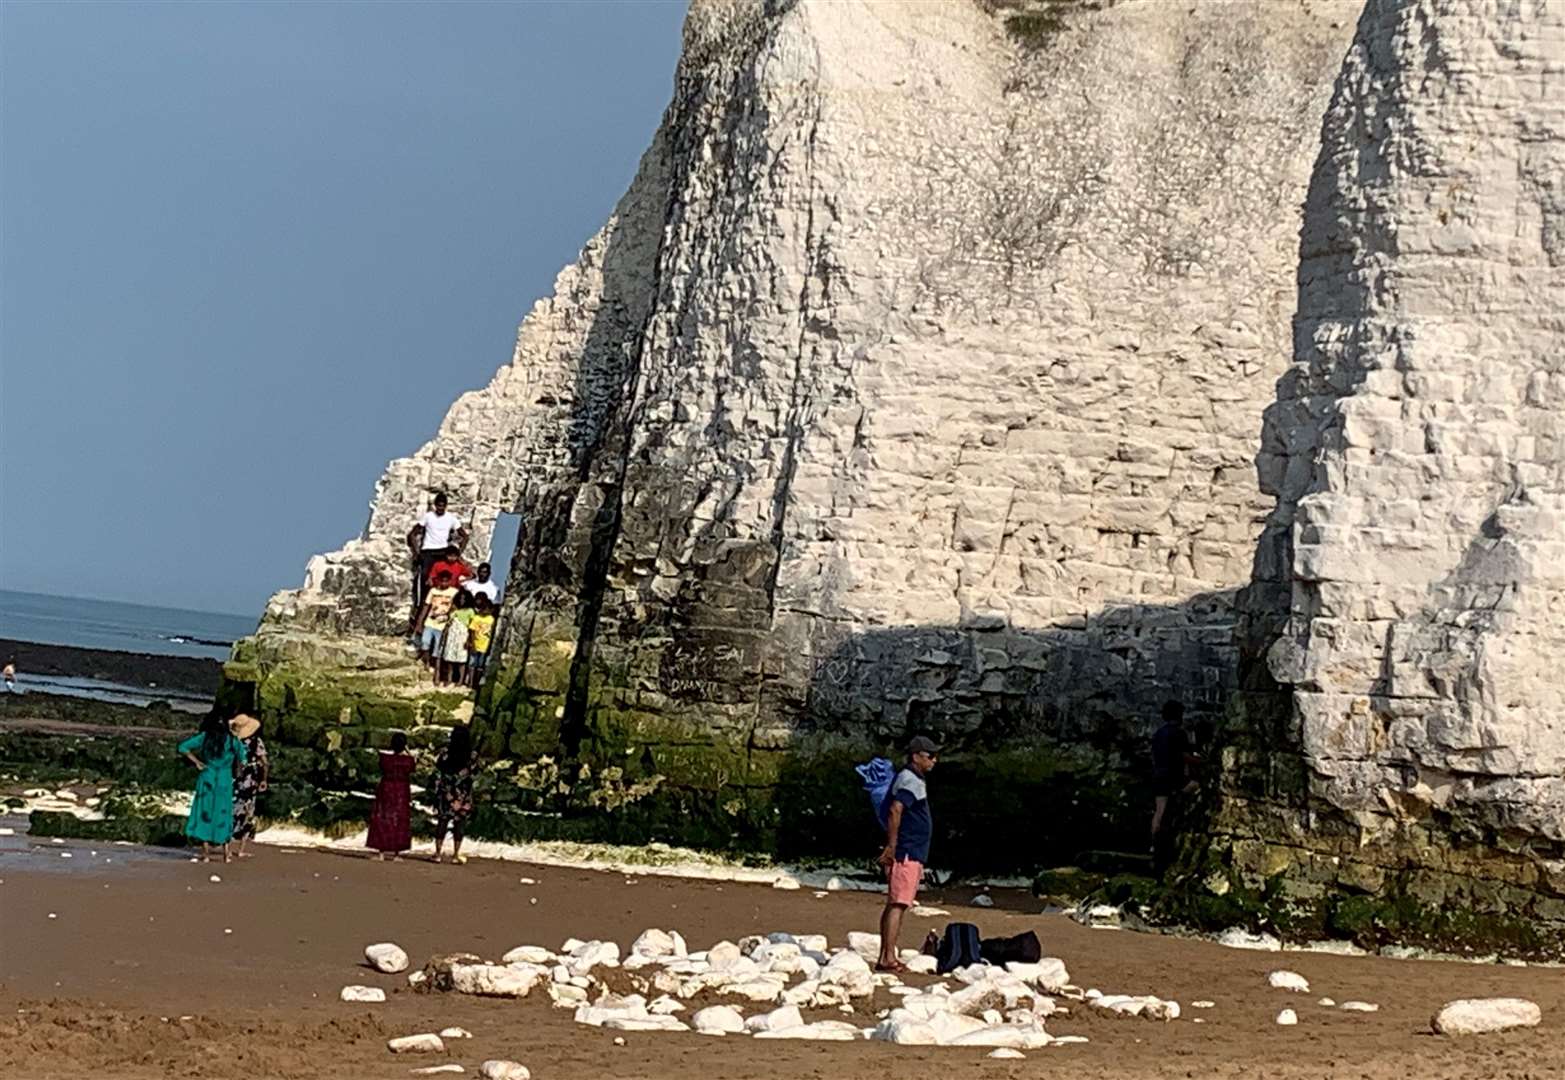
[383,927,1099,1053]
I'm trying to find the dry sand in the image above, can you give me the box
[2,836,1560,1079]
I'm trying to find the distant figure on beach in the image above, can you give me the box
[432,725,477,865]
[367,731,415,860]
[406,493,468,628]
[178,710,247,863]
[440,590,473,686]
[463,562,499,605]
[465,594,495,688]
[229,714,269,858]
[1150,700,1200,875]
[414,570,459,671]
[876,735,938,973]
[430,545,473,590]
[2,658,14,692]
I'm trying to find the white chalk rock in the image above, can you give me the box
[1078,903,1121,928]
[1267,970,1310,993]
[501,945,553,966]
[987,1048,1026,1060]
[410,1067,464,1076]
[821,949,874,998]
[706,940,742,968]
[450,962,547,998]
[952,1024,1050,1049]
[870,1011,940,1045]
[1006,959,1070,991]
[1052,1035,1090,1045]
[647,995,684,1015]
[691,1005,746,1035]
[1191,1000,1215,1009]
[754,1021,860,1041]
[745,1005,803,1033]
[721,975,788,1002]
[567,940,620,975]
[772,874,801,890]
[1090,994,1180,1021]
[365,942,410,974]
[1317,997,1336,1007]
[560,937,584,952]
[407,970,427,989]
[548,983,589,1008]
[339,985,386,1003]
[1275,1008,1298,1026]
[1216,928,1282,952]
[1432,998,1541,1036]
[905,954,939,975]
[910,905,950,917]
[795,934,829,954]
[603,1015,689,1032]
[387,1033,445,1054]
[972,894,995,908]
[1340,1000,1379,1013]
[753,941,804,974]
[846,932,881,959]
[438,1027,471,1040]
[782,979,820,1007]
[479,1062,531,1080]
[630,928,677,960]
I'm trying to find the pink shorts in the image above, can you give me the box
[887,857,923,906]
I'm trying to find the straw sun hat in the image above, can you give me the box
[228,713,261,739]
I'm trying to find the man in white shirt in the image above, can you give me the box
[463,562,500,605]
[406,492,469,626]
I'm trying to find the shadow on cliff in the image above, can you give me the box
[773,589,1237,876]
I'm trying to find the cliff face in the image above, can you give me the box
[241,0,1565,931]
[247,0,1357,862]
[1206,0,1565,949]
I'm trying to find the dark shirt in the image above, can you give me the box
[885,766,932,863]
[1151,722,1190,786]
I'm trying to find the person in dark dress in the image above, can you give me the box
[432,725,477,865]
[1150,700,1200,874]
[229,714,269,858]
[367,731,415,860]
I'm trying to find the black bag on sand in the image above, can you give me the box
[936,922,982,973]
[980,930,1042,966]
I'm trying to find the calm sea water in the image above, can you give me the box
[0,589,256,663]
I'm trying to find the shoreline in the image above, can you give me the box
[0,638,224,700]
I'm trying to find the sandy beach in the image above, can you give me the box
[3,833,1560,1080]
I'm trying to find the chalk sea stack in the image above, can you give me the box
[227,0,1564,951]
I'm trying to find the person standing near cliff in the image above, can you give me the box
[229,713,269,859]
[406,493,468,629]
[2,658,14,692]
[414,570,459,672]
[1150,700,1200,875]
[462,562,499,605]
[432,724,477,865]
[875,735,938,973]
[178,710,247,863]
[367,731,415,860]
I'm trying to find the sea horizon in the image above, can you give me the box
[0,587,258,663]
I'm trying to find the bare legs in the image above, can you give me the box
[433,817,466,864]
[877,902,907,970]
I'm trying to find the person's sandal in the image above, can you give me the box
[874,960,908,973]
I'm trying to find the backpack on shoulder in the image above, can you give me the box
[935,922,982,974]
[855,756,895,830]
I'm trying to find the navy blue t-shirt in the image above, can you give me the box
[887,766,932,863]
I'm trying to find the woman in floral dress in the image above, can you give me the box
[432,724,477,865]
[367,731,415,859]
[229,714,268,858]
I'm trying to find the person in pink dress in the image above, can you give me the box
[366,731,415,860]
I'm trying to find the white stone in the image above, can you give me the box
[1090,994,1179,1021]
[1216,928,1282,952]
[437,1027,471,1040]
[501,945,553,965]
[365,942,410,974]
[1316,997,1335,1007]
[1191,1000,1215,1009]
[339,985,386,1003]
[706,940,742,969]
[905,954,938,975]
[548,983,589,1008]
[647,995,684,1015]
[1275,1008,1298,1026]
[1267,970,1310,993]
[387,1033,445,1054]
[951,1024,1050,1049]
[410,1067,464,1077]
[745,1005,803,1033]
[567,940,620,975]
[869,1011,940,1045]
[1432,998,1542,1036]
[449,962,547,998]
[845,932,880,959]
[987,1048,1026,1060]
[1006,959,1069,991]
[910,905,949,917]
[691,1005,747,1035]
[972,894,994,908]
[630,928,678,959]
[754,1022,860,1041]
[1339,1001,1378,1012]
[479,1062,530,1080]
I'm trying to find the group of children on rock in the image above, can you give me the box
[406,492,498,687]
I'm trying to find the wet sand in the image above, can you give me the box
[2,835,1561,1079]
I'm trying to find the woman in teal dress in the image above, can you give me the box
[178,711,247,862]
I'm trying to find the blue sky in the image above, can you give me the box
[0,0,687,616]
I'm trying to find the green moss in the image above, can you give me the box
[30,809,188,847]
